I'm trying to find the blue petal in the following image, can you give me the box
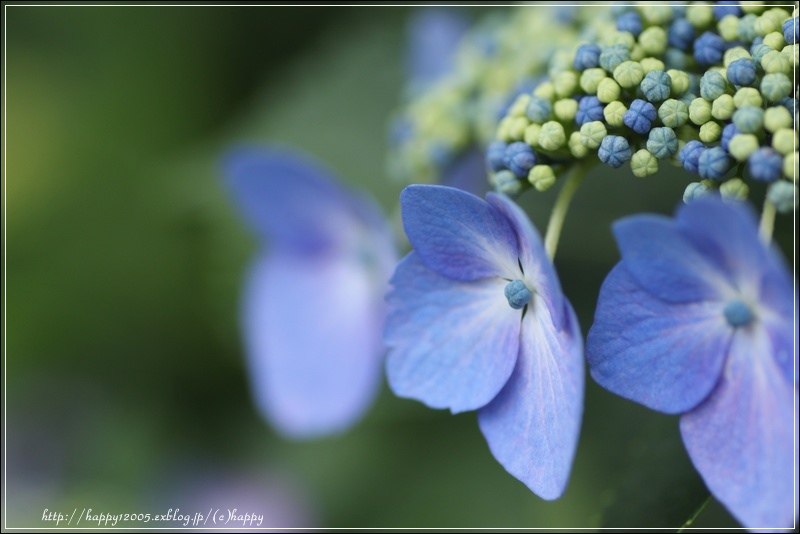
[613,214,730,303]
[441,148,491,197]
[487,193,565,330]
[400,185,521,281]
[586,264,732,414]
[477,297,584,500]
[680,327,797,529]
[406,8,469,90]
[385,253,521,413]
[674,199,771,294]
[243,251,386,438]
[224,147,360,252]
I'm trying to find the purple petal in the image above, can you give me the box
[243,251,385,438]
[400,185,520,280]
[477,297,584,500]
[680,326,797,529]
[587,264,732,414]
[224,147,360,252]
[385,253,520,413]
[613,214,731,303]
[487,193,565,330]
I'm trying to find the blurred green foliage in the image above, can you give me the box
[7,5,789,529]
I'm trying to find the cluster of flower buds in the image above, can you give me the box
[387,6,604,186]
[487,3,797,213]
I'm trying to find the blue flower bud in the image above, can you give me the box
[487,141,508,172]
[784,17,798,45]
[751,42,773,63]
[493,169,522,195]
[617,11,643,37]
[767,180,796,213]
[760,73,792,103]
[683,181,714,203]
[723,299,753,328]
[664,48,690,70]
[599,44,631,72]
[698,146,733,180]
[713,1,742,21]
[526,96,552,123]
[504,142,536,178]
[640,70,672,102]
[748,147,783,182]
[574,43,601,71]
[700,70,728,100]
[721,123,740,151]
[679,140,705,173]
[668,18,695,50]
[598,135,632,168]
[737,14,759,43]
[504,279,532,310]
[694,32,726,65]
[623,99,658,134]
[727,58,757,86]
[575,96,605,125]
[732,106,764,133]
[646,127,679,159]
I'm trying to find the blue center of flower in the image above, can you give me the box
[504,279,532,310]
[723,299,753,327]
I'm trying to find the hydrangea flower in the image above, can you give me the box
[224,147,396,438]
[384,185,584,499]
[586,198,797,529]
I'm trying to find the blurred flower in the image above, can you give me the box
[384,185,584,500]
[405,7,469,94]
[586,198,797,529]
[224,147,396,438]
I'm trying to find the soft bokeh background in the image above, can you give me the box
[4,4,793,530]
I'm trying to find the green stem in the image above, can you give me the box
[544,162,591,260]
[759,198,776,244]
[676,494,712,532]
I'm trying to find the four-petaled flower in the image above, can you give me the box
[384,185,584,499]
[224,147,396,438]
[586,198,797,529]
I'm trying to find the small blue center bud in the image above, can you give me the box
[724,299,753,328]
[504,279,532,310]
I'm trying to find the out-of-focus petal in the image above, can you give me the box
[385,252,521,413]
[680,326,797,530]
[487,193,565,330]
[400,185,520,281]
[243,251,385,439]
[406,8,469,90]
[587,264,732,414]
[441,148,491,197]
[477,298,584,500]
[613,214,731,302]
[224,147,359,252]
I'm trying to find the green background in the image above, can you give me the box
[5,4,791,529]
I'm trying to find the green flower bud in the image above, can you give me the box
[718,14,740,41]
[659,99,690,128]
[767,180,795,213]
[538,121,566,151]
[597,78,622,103]
[507,117,530,141]
[639,26,667,56]
[761,50,790,74]
[524,123,542,147]
[580,121,607,149]
[639,57,666,74]
[580,68,607,94]
[604,101,627,127]
[763,31,786,50]
[771,128,797,155]
[733,87,763,108]
[554,98,578,122]
[687,4,714,29]
[528,164,556,191]
[568,131,588,158]
[723,46,752,68]
[760,73,792,102]
[613,60,645,89]
[784,152,798,181]
[667,69,690,95]
[689,98,713,125]
[553,71,579,98]
[720,177,750,200]
[631,149,659,177]
[508,94,531,118]
[764,106,792,132]
[533,82,556,101]
[728,133,760,161]
[700,121,722,143]
[711,94,736,120]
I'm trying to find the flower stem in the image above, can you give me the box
[676,494,712,532]
[544,162,591,260]
[759,198,776,244]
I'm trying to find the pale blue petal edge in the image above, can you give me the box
[477,297,584,500]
